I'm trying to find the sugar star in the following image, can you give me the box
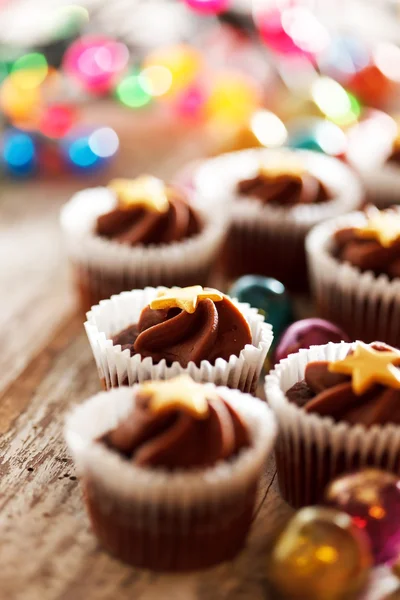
[108,175,169,213]
[328,341,400,395]
[150,285,224,314]
[355,209,400,248]
[140,375,216,419]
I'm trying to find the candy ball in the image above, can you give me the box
[326,469,400,565]
[274,318,350,365]
[229,275,292,340]
[268,507,372,600]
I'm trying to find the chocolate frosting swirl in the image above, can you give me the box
[96,187,202,246]
[334,227,400,279]
[387,146,400,166]
[112,297,252,368]
[287,343,400,426]
[101,392,250,469]
[237,172,330,207]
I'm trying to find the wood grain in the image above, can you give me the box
[0,114,397,600]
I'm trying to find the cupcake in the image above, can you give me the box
[265,340,400,508]
[60,175,227,312]
[307,206,400,348]
[85,285,273,393]
[65,376,276,571]
[193,148,363,291]
[346,111,400,208]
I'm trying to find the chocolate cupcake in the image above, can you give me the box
[346,111,400,208]
[307,206,400,347]
[85,285,273,393]
[60,175,227,312]
[65,377,276,571]
[193,148,363,291]
[266,341,400,508]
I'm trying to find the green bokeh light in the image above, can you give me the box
[115,72,152,108]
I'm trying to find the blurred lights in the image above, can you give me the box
[3,130,36,175]
[10,53,48,90]
[116,72,152,108]
[206,74,259,125]
[0,77,41,122]
[63,36,129,94]
[250,110,287,147]
[312,77,360,126]
[281,8,330,55]
[54,5,90,40]
[183,0,230,14]
[373,43,400,82]
[144,45,202,97]
[88,127,119,158]
[39,104,76,138]
[139,65,173,97]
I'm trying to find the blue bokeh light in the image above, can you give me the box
[2,130,36,176]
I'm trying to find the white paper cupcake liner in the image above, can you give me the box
[193,148,363,290]
[60,186,228,309]
[64,384,276,570]
[347,113,400,208]
[306,209,400,348]
[265,341,400,508]
[85,286,273,393]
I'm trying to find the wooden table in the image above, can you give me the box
[0,112,397,600]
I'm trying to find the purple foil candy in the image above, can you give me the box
[274,318,350,364]
[326,470,400,565]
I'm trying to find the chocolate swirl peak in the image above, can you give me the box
[287,342,400,426]
[237,158,330,207]
[96,176,202,246]
[112,286,252,367]
[101,375,250,469]
[334,208,400,279]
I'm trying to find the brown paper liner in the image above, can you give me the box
[84,478,257,571]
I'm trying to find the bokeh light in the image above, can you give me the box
[174,84,206,119]
[63,36,129,94]
[281,7,330,55]
[88,127,119,158]
[288,118,347,157]
[144,44,202,97]
[311,77,361,126]
[2,130,36,175]
[0,76,41,123]
[250,110,287,147]
[10,53,48,90]
[116,71,152,108]
[65,133,100,170]
[183,0,230,14]
[139,65,173,97]
[53,4,90,41]
[206,73,260,125]
[39,104,76,139]
[373,43,400,83]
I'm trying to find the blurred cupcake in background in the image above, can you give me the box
[65,377,276,571]
[307,206,400,348]
[60,175,228,312]
[193,148,363,292]
[346,110,400,208]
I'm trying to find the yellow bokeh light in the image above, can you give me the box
[311,76,360,127]
[144,44,202,97]
[10,53,48,90]
[0,77,42,122]
[315,545,338,564]
[206,74,260,126]
[139,65,173,97]
[250,109,287,147]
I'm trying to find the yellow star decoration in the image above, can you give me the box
[258,154,305,180]
[355,209,400,248]
[150,285,224,314]
[140,375,217,419]
[328,341,400,395]
[108,175,169,213]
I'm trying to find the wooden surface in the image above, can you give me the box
[0,111,398,600]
